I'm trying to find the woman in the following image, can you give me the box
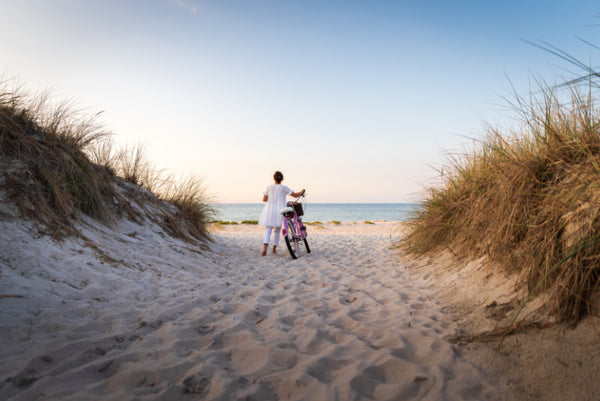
[259,171,305,256]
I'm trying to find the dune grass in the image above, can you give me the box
[210,220,258,225]
[0,79,212,242]
[402,85,600,322]
[158,175,213,241]
[0,85,116,235]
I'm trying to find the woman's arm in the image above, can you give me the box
[263,194,268,202]
[290,189,306,197]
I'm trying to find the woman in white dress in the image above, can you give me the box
[259,171,305,256]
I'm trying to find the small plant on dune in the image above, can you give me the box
[113,144,165,192]
[364,220,375,224]
[159,175,213,242]
[87,137,167,195]
[330,220,341,225]
[403,83,600,322]
[90,137,213,241]
[241,220,258,225]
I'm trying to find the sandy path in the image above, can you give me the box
[205,224,502,400]
[0,221,503,400]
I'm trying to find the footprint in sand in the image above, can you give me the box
[307,356,353,383]
[350,358,430,400]
[181,373,210,396]
[229,344,270,375]
[269,348,298,370]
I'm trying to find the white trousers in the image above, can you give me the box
[263,226,281,246]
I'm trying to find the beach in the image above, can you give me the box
[1,216,501,401]
[2,2,599,399]
[2,215,599,400]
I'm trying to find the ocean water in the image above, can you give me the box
[211,203,420,223]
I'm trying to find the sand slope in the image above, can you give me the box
[1,216,504,400]
[404,251,600,401]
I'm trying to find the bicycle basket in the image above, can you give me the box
[292,202,304,217]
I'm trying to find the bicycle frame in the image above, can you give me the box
[280,199,310,259]
[281,207,307,240]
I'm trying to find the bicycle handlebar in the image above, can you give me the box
[293,190,306,198]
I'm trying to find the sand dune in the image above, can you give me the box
[0,215,507,400]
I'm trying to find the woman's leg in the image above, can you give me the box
[272,228,281,253]
[264,226,273,244]
[262,227,273,256]
[272,228,281,245]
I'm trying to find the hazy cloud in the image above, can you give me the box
[173,0,202,14]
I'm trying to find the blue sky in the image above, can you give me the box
[1,0,598,202]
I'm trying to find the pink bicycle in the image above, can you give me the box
[280,196,311,259]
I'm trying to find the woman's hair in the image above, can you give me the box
[274,171,283,183]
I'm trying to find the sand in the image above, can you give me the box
[404,251,600,401]
[2,203,598,401]
[1,209,506,401]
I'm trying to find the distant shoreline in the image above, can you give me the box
[210,202,421,204]
[211,202,420,223]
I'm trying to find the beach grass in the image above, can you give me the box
[0,79,212,242]
[402,84,600,322]
[211,220,239,225]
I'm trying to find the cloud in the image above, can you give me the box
[173,0,201,14]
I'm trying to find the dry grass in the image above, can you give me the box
[0,79,212,242]
[0,85,116,235]
[402,85,600,322]
[159,175,213,242]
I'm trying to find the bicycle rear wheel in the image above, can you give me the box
[284,220,299,259]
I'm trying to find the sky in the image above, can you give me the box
[0,0,598,203]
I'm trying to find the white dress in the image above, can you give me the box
[259,184,292,227]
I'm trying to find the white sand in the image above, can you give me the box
[0,211,506,400]
[404,251,600,401]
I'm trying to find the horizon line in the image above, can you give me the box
[210,201,422,204]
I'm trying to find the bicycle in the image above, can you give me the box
[280,195,311,259]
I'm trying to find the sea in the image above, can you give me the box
[210,203,420,223]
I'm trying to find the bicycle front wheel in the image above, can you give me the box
[303,238,311,253]
[284,220,299,259]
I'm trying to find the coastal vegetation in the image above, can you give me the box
[402,83,600,322]
[211,220,238,225]
[0,79,212,242]
[209,220,259,225]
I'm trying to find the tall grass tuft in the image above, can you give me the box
[0,79,212,242]
[0,84,116,235]
[402,84,600,322]
[159,175,213,242]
